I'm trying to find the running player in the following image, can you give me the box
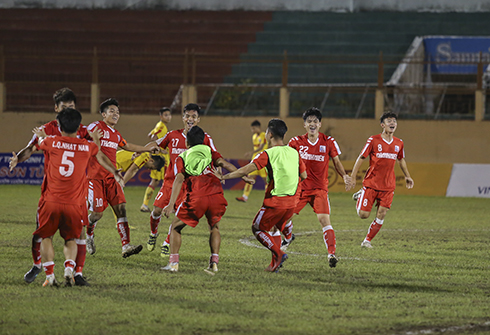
[285,107,353,268]
[33,108,123,286]
[236,120,268,203]
[141,107,172,212]
[147,103,217,256]
[161,126,253,272]
[350,111,414,248]
[10,88,93,286]
[215,119,307,273]
[85,98,159,258]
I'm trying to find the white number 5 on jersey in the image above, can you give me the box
[59,151,75,177]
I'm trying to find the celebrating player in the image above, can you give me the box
[141,107,172,212]
[215,119,306,273]
[236,120,268,203]
[33,108,123,286]
[286,107,353,268]
[10,88,93,286]
[161,126,253,272]
[146,103,217,256]
[350,111,414,248]
[85,98,159,258]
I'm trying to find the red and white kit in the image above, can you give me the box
[356,133,405,212]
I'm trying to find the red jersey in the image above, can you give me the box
[156,128,217,182]
[288,133,341,194]
[359,134,405,191]
[174,151,224,199]
[86,121,127,180]
[253,148,306,209]
[39,136,99,205]
[29,120,90,150]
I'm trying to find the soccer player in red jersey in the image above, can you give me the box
[85,98,159,258]
[33,108,123,286]
[215,119,307,273]
[147,103,217,257]
[286,107,353,267]
[9,88,93,286]
[350,111,414,248]
[161,126,253,272]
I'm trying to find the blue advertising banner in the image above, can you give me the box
[0,153,45,185]
[424,36,490,74]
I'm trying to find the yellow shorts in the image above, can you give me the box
[249,167,267,179]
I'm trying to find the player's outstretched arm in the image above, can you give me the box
[398,158,414,189]
[214,162,258,181]
[123,163,140,185]
[163,172,185,218]
[122,141,160,154]
[95,151,125,188]
[215,158,255,185]
[349,155,366,189]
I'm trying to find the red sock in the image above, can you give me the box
[169,254,179,263]
[86,219,97,236]
[164,224,172,244]
[117,218,130,246]
[255,230,282,258]
[269,231,282,267]
[32,235,42,266]
[43,261,55,276]
[210,254,219,264]
[282,220,293,240]
[150,212,161,235]
[366,218,383,242]
[75,239,86,275]
[322,226,336,255]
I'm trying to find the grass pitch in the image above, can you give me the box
[0,185,489,335]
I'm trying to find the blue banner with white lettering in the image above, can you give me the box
[0,153,45,185]
[424,36,490,74]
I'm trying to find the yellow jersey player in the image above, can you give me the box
[236,120,268,203]
[141,107,172,212]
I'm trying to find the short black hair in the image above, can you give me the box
[56,108,82,134]
[100,98,119,114]
[53,87,76,106]
[159,107,171,114]
[302,107,322,122]
[251,120,261,127]
[150,155,166,171]
[267,118,288,140]
[380,111,398,123]
[187,126,205,147]
[183,103,201,116]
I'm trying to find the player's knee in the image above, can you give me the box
[152,206,163,216]
[358,211,370,219]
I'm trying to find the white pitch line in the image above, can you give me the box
[397,321,490,335]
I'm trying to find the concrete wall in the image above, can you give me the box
[1,0,490,12]
[2,112,490,164]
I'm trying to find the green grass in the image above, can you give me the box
[1,185,489,335]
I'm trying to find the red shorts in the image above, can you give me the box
[176,193,228,228]
[88,178,126,213]
[253,206,295,232]
[356,187,394,213]
[154,180,185,210]
[34,200,85,240]
[294,189,330,215]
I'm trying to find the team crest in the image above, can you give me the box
[320,145,326,153]
[395,145,400,152]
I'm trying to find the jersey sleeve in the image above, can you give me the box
[156,132,171,149]
[397,141,405,160]
[38,136,50,152]
[79,126,92,140]
[90,141,99,157]
[360,137,374,158]
[251,151,269,170]
[329,137,341,158]
[133,152,150,168]
[204,133,217,152]
[288,137,299,151]
[299,155,306,174]
[211,151,223,165]
[174,156,185,176]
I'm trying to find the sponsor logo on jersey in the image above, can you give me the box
[101,140,118,149]
[395,145,400,152]
[171,148,187,155]
[300,152,325,162]
[320,145,326,153]
[376,152,398,160]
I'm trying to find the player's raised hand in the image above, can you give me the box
[145,142,160,154]
[32,127,47,139]
[162,204,175,218]
[88,127,103,142]
[405,177,414,189]
[211,166,224,181]
[9,152,18,171]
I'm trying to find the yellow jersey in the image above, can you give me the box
[116,150,150,173]
[149,121,168,139]
[253,132,268,153]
